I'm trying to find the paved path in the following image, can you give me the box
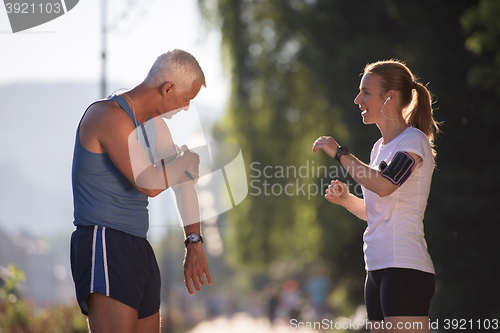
[187,313,320,333]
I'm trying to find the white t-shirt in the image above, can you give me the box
[362,127,435,274]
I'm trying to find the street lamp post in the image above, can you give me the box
[100,0,107,99]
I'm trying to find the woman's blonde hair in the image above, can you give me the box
[364,59,440,158]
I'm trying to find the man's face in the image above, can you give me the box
[161,81,202,119]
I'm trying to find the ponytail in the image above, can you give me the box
[364,59,441,161]
[406,82,441,158]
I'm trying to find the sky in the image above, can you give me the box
[0,0,230,241]
[0,0,228,107]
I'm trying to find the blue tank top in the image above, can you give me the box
[72,95,156,238]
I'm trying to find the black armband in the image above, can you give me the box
[379,151,415,185]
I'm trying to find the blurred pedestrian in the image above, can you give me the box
[278,279,301,321]
[305,267,331,318]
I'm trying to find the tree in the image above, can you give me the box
[461,0,500,95]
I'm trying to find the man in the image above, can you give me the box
[71,49,211,333]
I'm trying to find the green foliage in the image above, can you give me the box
[216,3,358,267]
[461,0,500,54]
[0,265,25,302]
[461,0,500,95]
[200,0,373,313]
[0,265,87,333]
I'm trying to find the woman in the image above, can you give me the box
[312,60,439,333]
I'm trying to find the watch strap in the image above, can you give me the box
[335,146,349,163]
[184,233,203,247]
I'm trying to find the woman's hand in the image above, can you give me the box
[325,180,349,206]
[312,136,339,159]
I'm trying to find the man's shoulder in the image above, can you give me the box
[85,100,133,129]
[87,100,126,118]
[80,100,137,150]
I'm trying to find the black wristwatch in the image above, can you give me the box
[184,232,203,247]
[335,146,349,163]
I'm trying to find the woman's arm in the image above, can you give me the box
[338,151,420,197]
[325,180,367,221]
[313,136,420,197]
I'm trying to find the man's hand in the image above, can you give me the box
[179,145,200,182]
[183,242,212,295]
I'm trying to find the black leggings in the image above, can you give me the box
[365,268,435,321]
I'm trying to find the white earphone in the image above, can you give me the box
[381,96,395,119]
[380,95,402,134]
[381,96,391,113]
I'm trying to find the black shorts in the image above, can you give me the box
[70,225,161,319]
[365,268,435,321]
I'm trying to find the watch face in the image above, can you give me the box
[189,233,200,242]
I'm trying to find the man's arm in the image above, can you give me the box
[98,106,197,197]
[153,117,211,295]
[171,173,212,295]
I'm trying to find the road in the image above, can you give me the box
[188,313,321,333]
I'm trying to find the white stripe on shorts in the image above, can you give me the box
[90,225,98,293]
[90,226,110,295]
[102,227,109,296]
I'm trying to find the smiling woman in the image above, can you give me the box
[313,59,440,333]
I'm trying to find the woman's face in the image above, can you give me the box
[354,73,386,125]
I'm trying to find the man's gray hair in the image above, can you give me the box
[144,49,206,90]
